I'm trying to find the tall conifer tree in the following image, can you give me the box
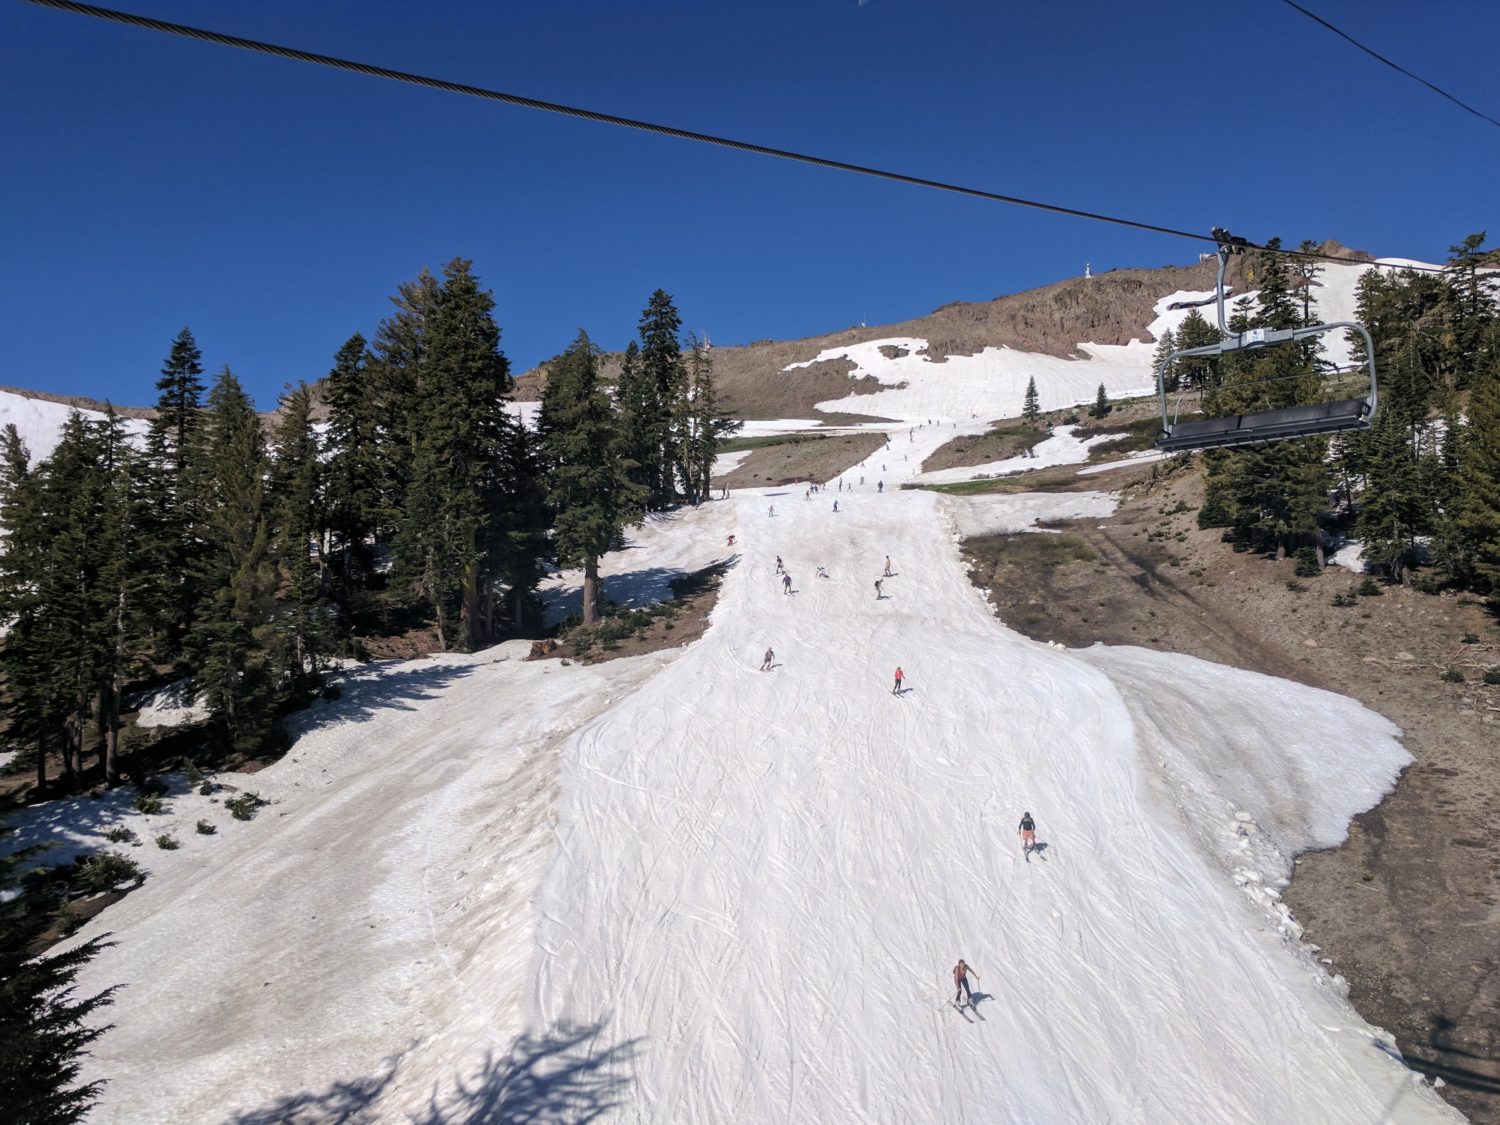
[538,331,647,625]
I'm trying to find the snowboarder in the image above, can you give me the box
[1019,812,1036,854]
[883,556,892,577]
[874,578,883,598]
[760,647,774,671]
[953,959,978,1008]
[892,666,904,695]
[782,573,793,595]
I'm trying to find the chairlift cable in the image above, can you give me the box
[1277,0,1500,133]
[19,0,1457,276]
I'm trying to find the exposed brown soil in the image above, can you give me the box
[557,561,727,665]
[715,433,887,490]
[921,422,1047,473]
[961,459,1500,1122]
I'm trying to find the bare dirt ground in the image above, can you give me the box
[714,432,887,490]
[960,459,1500,1123]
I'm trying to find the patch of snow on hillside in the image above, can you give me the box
[132,680,211,728]
[0,391,150,463]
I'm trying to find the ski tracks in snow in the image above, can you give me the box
[529,487,1459,1123]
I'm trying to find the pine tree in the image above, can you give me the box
[322,333,382,591]
[1022,376,1040,425]
[637,291,687,508]
[1445,232,1497,389]
[138,328,209,659]
[391,259,516,651]
[1456,367,1500,605]
[1091,383,1110,419]
[613,340,655,501]
[269,382,328,696]
[538,331,648,626]
[679,336,740,504]
[0,426,53,793]
[1152,327,1178,393]
[1173,308,1223,392]
[368,270,439,533]
[0,840,116,1123]
[188,369,279,755]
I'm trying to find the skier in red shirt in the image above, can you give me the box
[892,666,904,695]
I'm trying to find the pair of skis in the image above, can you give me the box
[950,999,985,1022]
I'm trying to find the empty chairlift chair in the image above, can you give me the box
[1156,233,1378,453]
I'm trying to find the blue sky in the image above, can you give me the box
[3,0,1497,410]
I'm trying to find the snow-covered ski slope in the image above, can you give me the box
[53,424,1461,1123]
[791,258,1426,436]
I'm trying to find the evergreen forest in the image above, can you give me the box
[0,261,736,797]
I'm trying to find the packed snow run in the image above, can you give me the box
[15,263,1461,1122]
[39,459,1455,1123]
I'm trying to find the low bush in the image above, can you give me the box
[1484,668,1500,685]
[1355,577,1383,597]
[225,792,267,821]
[103,825,136,844]
[1440,670,1465,684]
[155,834,179,850]
[196,819,217,835]
[1293,547,1321,578]
[1461,633,1480,644]
[1331,591,1357,608]
[133,791,164,815]
[74,851,143,893]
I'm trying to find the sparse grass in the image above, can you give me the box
[965,532,1097,587]
[921,423,1047,473]
[716,432,828,454]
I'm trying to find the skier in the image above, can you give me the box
[953,959,979,1009]
[892,666,904,695]
[877,480,884,493]
[775,556,784,574]
[816,566,830,580]
[874,578,883,599]
[760,647,774,672]
[782,573,793,595]
[833,500,840,513]
[726,534,735,547]
[768,504,775,517]
[1019,812,1036,853]
[883,556,892,577]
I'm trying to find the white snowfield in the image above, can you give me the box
[51,462,1458,1122]
[0,391,149,463]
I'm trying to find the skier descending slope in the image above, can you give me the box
[1019,812,1036,855]
[953,959,980,1010]
[892,666,904,695]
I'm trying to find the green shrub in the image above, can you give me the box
[196,819,216,836]
[1483,668,1500,685]
[1285,580,1305,593]
[1331,591,1357,608]
[155,834,179,850]
[1294,547,1321,578]
[1461,633,1480,644]
[103,825,136,844]
[133,791,164,815]
[1355,577,1383,597]
[74,851,143,893]
[198,780,214,796]
[1440,670,1464,684]
[225,792,267,821]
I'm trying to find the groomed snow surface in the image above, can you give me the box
[32,481,1455,1123]
[6,264,1462,1122]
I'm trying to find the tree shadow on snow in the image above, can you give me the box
[288,661,479,738]
[547,563,730,625]
[225,1020,641,1124]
